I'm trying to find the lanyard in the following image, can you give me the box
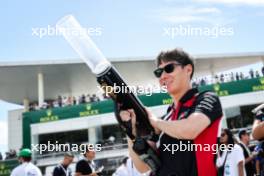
[88,161,96,172]
[59,164,69,176]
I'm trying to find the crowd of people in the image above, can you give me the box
[29,93,103,111]
[7,49,264,176]
[0,149,17,161]
[27,65,264,112]
[216,128,264,176]
[192,66,264,87]
[8,131,264,176]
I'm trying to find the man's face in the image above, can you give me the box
[220,131,228,144]
[242,134,250,145]
[18,157,23,164]
[158,61,192,95]
[64,156,73,166]
[85,150,95,160]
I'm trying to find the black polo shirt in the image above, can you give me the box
[256,110,264,122]
[53,164,72,176]
[238,143,255,176]
[75,159,92,175]
[256,109,264,141]
[156,88,223,176]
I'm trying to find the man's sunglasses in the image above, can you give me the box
[153,63,182,78]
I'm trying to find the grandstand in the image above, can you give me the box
[1,52,264,175]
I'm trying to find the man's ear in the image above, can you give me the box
[185,64,193,78]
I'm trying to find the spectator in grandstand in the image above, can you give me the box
[249,69,254,79]
[90,94,95,102]
[238,129,256,176]
[262,66,264,77]
[29,103,35,111]
[62,96,68,106]
[58,95,63,107]
[91,94,100,102]
[220,73,224,82]
[67,96,73,106]
[41,101,48,109]
[86,94,91,103]
[200,78,206,86]
[192,80,199,88]
[236,72,240,81]
[118,48,223,175]
[11,148,42,176]
[102,93,110,100]
[77,96,81,104]
[5,149,17,160]
[256,71,260,78]
[53,100,59,108]
[252,103,264,140]
[231,72,235,81]
[240,72,244,80]
[0,152,2,160]
[214,74,219,83]
[53,152,74,176]
[73,96,77,105]
[216,128,246,176]
[81,94,86,104]
[75,144,102,176]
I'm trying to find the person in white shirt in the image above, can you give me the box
[113,157,143,176]
[112,157,129,176]
[217,129,246,176]
[126,158,144,176]
[238,129,257,176]
[11,148,42,176]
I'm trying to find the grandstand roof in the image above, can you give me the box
[0,52,263,104]
[1,51,264,66]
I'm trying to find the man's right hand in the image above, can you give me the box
[119,109,137,136]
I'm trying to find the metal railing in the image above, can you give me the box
[34,143,128,160]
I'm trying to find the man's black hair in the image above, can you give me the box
[156,48,194,79]
[64,152,74,158]
[238,129,248,139]
[223,128,235,146]
[22,157,32,162]
[122,157,129,165]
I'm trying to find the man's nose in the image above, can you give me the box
[160,71,169,80]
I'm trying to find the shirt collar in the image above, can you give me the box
[240,142,251,154]
[169,88,198,111]
[179,88,198,104]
